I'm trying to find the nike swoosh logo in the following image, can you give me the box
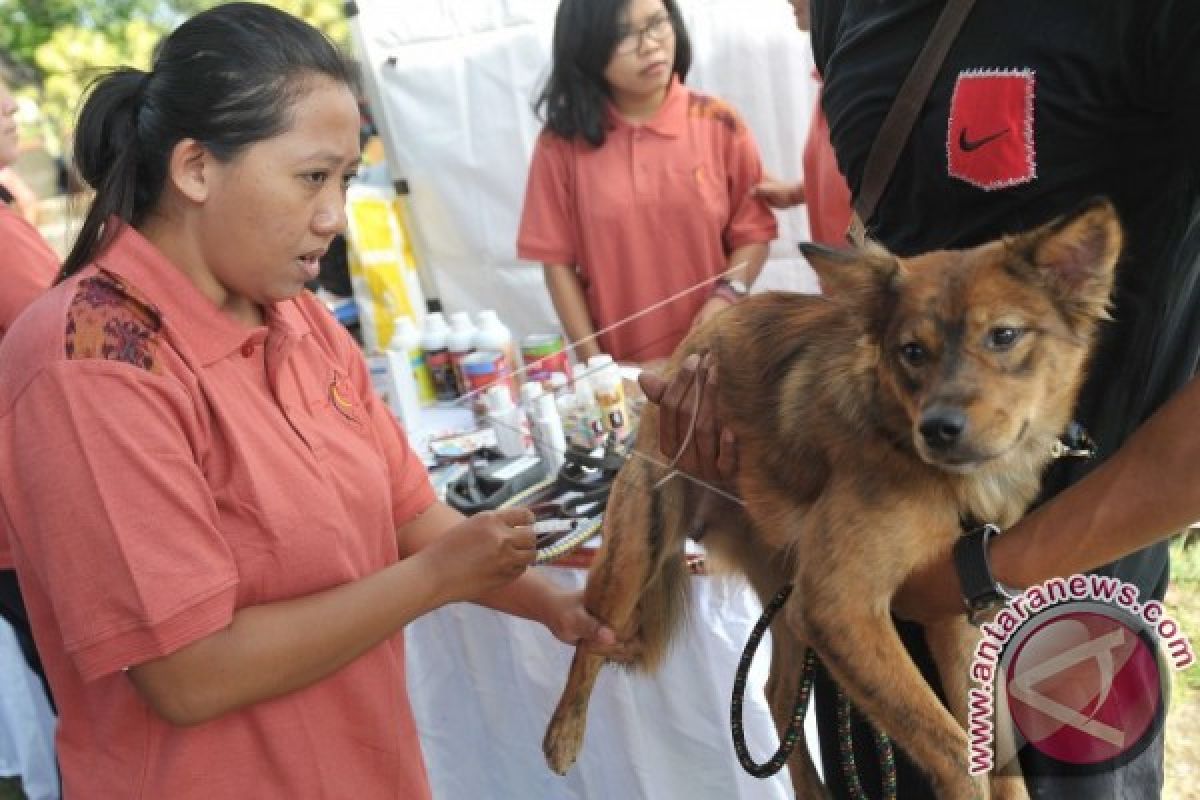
[959,127,1009,152]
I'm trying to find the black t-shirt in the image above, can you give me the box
[812,0,1200,599]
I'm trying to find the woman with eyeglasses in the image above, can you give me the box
[518,0,777,365]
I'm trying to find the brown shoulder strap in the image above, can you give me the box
[849,0,977,245]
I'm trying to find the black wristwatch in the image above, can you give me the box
[952,524,1016,625]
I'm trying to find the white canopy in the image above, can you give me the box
[350,0,820,346]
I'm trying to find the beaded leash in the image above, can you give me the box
[730,584,815,778]
[730,583,898,799]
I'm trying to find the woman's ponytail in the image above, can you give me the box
[59,68,150,281]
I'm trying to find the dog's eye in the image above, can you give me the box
[899,342,928,366]
[987,327,1024,350]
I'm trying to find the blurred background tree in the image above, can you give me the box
[0,0,348,162]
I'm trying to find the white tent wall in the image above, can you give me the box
[350,0,820,351]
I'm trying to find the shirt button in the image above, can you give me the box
[241,342,255,358]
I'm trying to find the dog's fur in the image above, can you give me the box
[542,200,1122,799]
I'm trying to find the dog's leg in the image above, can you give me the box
[926,618,1030,800]
[543,456,692,774]
[789,496,987,800]
[764,618,829,799]
[799,601,985,799]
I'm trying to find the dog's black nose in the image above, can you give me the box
[919,408,967,450]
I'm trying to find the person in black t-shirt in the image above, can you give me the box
[642,1,1200,797]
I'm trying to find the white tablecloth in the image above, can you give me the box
[406,567,807,800]
[0,617,59,800]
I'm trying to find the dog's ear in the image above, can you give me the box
[800,241,904,301]
[1010,197,1122,326]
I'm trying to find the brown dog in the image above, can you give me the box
[542,199,1122,799]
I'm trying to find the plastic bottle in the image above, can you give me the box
[447,311,477,396]
[522,381,566,474]
[485,385,527,459]
[473,310,518,394]
[570,375,605,450]
[391,315,436,406]
[587,354,629,441]
[420,311,458,403]
[382,324,423,431]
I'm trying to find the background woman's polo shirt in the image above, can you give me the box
[518,78,778,362]
[0,223,436,799]
[0,202,60,569]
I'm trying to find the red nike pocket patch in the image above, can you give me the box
[947,69,1036,190]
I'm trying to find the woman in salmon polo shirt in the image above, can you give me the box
[0,6,625,799]
[0,74,60,713]
[517,0,778,365]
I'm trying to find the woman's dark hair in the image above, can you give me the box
[61,2,355,279]
[534,0,691,148]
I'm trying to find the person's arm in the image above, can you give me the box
[752,176,806,209]
[129,505,537,726]
[694,242,770,326]
[396,500,623,651]
[894,374,1200,623]
[543,262,601,363]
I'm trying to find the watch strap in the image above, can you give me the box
[952,523,1011,624]
[711,277,747,303]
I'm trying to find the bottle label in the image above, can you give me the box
[425,349,458,402]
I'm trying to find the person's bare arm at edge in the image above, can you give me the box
[543,263,601,363]
[894,373,1200,624]
[128,504,538,726]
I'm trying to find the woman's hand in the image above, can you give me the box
[420,508,537,605]
[637,352,738,487]
[752,177,806,209]
[539,588,639,663]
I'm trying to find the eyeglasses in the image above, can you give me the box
[614,13,675,56]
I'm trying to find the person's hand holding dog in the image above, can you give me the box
[637,351,739,488]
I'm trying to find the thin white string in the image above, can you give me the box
[450,261,752,507]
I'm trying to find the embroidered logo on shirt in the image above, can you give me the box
[65,272,163,374]
[329,372,361,425]
[958,127,1009,152]
[947,69,1037,190]
[688,94,741,134]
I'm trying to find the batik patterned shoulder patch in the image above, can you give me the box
[65,272,164,374]
[688,94,741,134]
[946,68,1037,191]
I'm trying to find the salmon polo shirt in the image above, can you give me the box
[0,202,60,568]
[0,223,437,799]
[517,77,778,363]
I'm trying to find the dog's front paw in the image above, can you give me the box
[543,704,587,775]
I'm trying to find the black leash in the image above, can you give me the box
[730,583,898,799]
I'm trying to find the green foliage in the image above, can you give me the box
[2,1,349,158]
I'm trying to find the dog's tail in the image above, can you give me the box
[629,461,694,672]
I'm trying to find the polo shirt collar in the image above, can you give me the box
[607,76,688,138]
[94,219,311,366]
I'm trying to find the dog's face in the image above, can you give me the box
[804,199,1121,472]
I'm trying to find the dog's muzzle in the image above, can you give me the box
[918,406,968,451]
